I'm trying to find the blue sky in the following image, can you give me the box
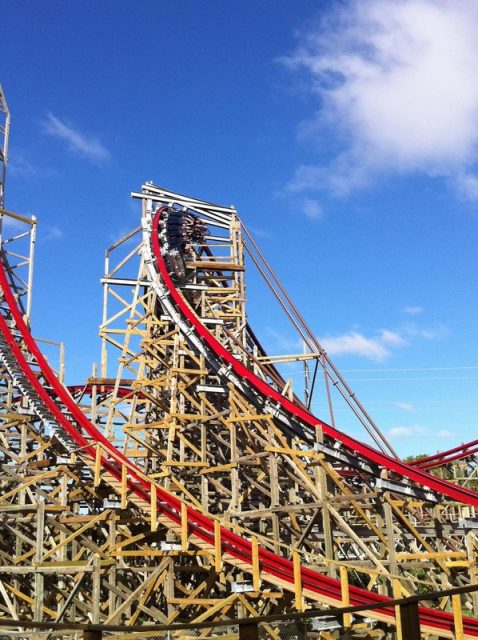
[2,0,478,456]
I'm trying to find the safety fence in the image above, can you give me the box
[0,583,477,640]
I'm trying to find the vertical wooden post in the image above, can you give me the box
[340,565,351,628]
[293,549,304,612]
[214,520,222,573]
[393,578,403,640]
[181,502,188,550]
[251,537,260,592]
[150,484,157,532]
[465,532,478,614]
[315,432,335,578]
[452,594,464,640]
[91,554,101,625]
[239,622,259,640]
[383,483,398,578]
[94,445,101,487]
[121,463,127,510]
[397,600,420,640]
[83,630,102,640]
[33,501,45,621]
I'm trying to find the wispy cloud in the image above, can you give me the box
[8,155,39,178]
[42,113,110,163]
[320,323,445,361]
[43,226,63,241]
[388,426,422,438]
[303,198,323,220]
[395,401,414,412]
[388,425,453,438]
[247,225,273,239]
[283,0,478,198]
[8,153,57,179]
[266,328,302,352]
[402,306,424,316]
[265,321,445,362]
[320,330,400,361]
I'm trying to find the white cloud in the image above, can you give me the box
[379,329,406,347]
[266,328,302,352]
[320,324,442,361]
[303,198,323,219]
[321,330,393,361]
[437,429,453,437]
[402,306,424,315]
[455,172,478,199]
[247,225,272,239]
[388,425,453,439]
[284,0,478,197]
[44,226,63,241]
[388,426,416,437]
[403,323,448,340]
[8,155,39,177]
[395,402,414,412]
[43,113,110,163]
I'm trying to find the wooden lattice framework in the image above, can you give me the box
[0,89,477,639]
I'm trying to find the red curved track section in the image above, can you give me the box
[0,238,477,635]
[151,209,478,508]
[412,439,478,470]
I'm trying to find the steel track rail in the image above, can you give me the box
[0,235,476,636]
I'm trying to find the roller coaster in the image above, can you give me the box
[0,87,478,639]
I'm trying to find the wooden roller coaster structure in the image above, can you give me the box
[0,88,478,639]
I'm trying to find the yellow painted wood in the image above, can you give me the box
[214,519,222,573]
[452,594,464,640]
[181,502,188,551]
[292,550,303,612]
[340,565,351,628]
[94,445,101,487]
[251,537,260,592]
[150,484,157,532]
[121,464,127,510]
[393,578,403,640]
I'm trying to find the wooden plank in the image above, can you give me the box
[181,502,188,551]
[150,484,157,532]
[121,464,127,510]
[94,445,101,487]
[251,537,260,592]
[292,550,303,612]
[214,520,222,573]
[340,565,351,628]
[452,593,464,640]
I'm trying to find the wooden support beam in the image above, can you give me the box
[120,464,127,510]
[181,502,188,551]
[94,445,101,487]
[292,550,303,612]
[239,622,259,640]
[452,594,464,640]
[251,537,260,592]
[150,484,157,532]
[340,565,351,629]
[397,600,420,640]
[214,520,222,573]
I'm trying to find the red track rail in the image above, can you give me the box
[0,237,477,635]
[151,209,478,508]
[412,439,478,470]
